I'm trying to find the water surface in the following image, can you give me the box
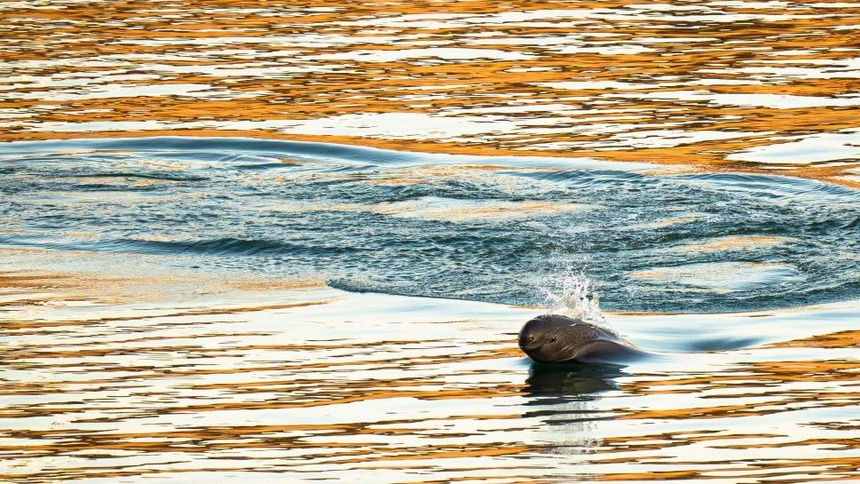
[1,270,858,483]
[2,0,860,186]
[1,139,859,483]
[2,137,860,313]
[2,0,860,482]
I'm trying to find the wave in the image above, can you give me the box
[2,137,860,313]
[64,172,209,182]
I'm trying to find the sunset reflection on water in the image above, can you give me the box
[3,0,860,185]
[2,0,860,482]
[1,265,858,482]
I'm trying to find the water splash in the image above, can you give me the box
[541,270,606,325]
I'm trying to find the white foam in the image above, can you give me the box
[541,271,606,325]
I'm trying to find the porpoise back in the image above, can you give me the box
[518,314,647,365]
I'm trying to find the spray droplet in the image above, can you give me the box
[541,269,606,325]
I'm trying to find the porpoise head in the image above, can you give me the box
[518,314,644,364]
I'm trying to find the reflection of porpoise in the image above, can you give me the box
[518,314,648,365]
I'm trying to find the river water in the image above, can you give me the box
[1,1,859,483]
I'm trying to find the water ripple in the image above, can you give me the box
[2,137,859,312]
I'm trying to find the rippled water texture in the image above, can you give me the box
[2,0,860,186]
[2,1,860,483]
[2,136,860,312]
[1,276,859,483]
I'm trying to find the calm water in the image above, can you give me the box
[2,0,860,483]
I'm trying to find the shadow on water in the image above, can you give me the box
[525,362,626,398]
[682,335,764,352]
[521,362,625,457]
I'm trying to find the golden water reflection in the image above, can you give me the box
[2,0,860,186]
[3,1,860,481]
[1,261,858,482]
